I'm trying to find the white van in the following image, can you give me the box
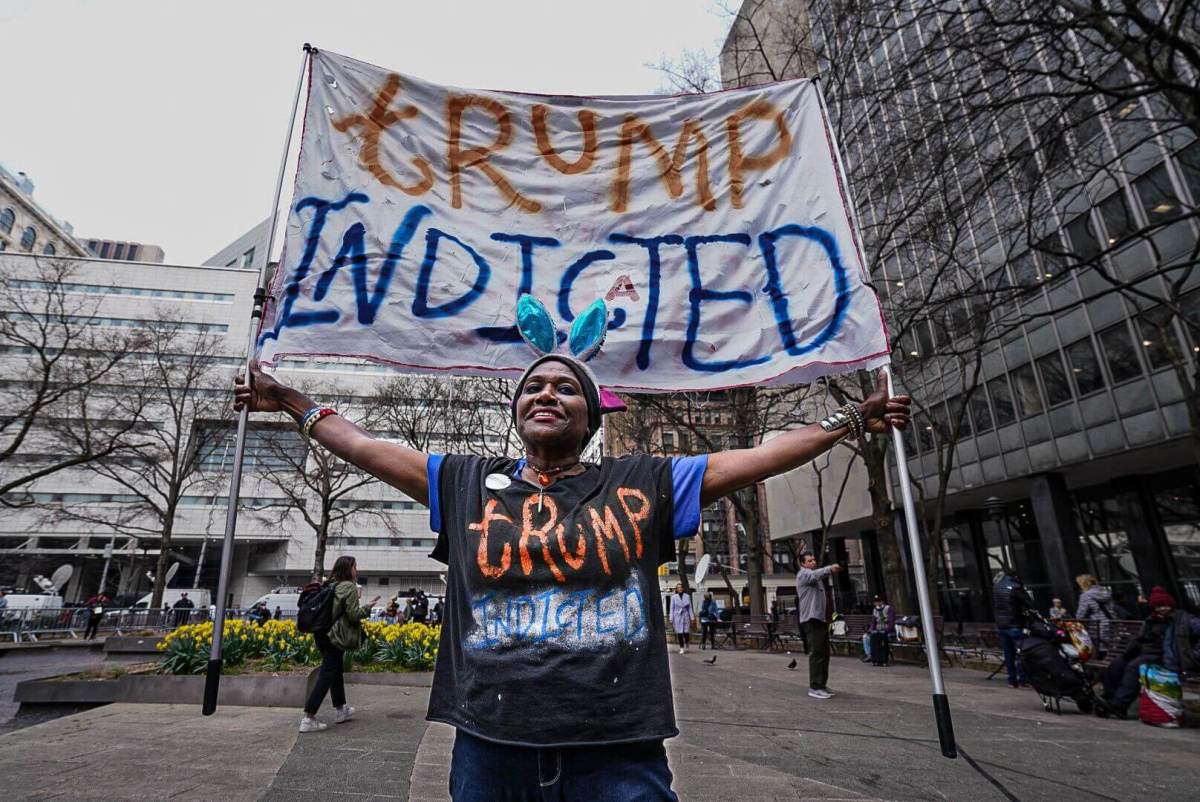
[135,588,210,609]
[250,591,301,616]
[1,593,63,612]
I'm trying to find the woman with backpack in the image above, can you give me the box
[301,555,379,733]
[236,352,909,798]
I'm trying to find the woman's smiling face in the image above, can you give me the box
[514,359,590,452]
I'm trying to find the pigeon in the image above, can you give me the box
[704,655,717,665]
[786,658,797,670]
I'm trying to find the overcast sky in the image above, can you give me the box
[0,0,730,264]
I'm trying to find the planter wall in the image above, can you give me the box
[15,669,434,709]
[103,636,165,654]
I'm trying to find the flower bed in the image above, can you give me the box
[156,618,438,675]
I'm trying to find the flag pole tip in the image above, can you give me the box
[303,43,314,53]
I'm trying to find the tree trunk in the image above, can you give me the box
[863,440,911,611]
[313,513,330,581]
[729,488,765,615]
[150,515,175,609]
[677,538,691,593]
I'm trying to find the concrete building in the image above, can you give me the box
[204,217,271,272]
[721,0,1200,618]
[84,238,165,263]
[0,244,456,607]
[0,163,88,258]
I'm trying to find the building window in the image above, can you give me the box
[127,244,140,261]
[987,375,1016,425]
[1136,308,1183,370]
[1065,338,1105,395]
[1133,164,1184,224]
[242,247,256,268]
[0,208,13,234]
[225,259,237,268]
[1064,214,1102,265]
[1011,363,1045,417]
[114,243,126,260]
[390,538,402,547]
[1098,191,1137,245]
[41,243,56,256]
[19,227,36,251]
[969,388,994,433]
[378,577,389,586]
[1176,141,1200,202]
[661,431,675,450]
[1098,323,1143,383]
[99,241,111,258]
[1036,352,1072,406]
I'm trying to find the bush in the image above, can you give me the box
[156,618,439,674]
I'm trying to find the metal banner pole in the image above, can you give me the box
[203,43,314,716]
[811,79,957,759]
[884,365,957,758]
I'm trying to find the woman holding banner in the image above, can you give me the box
[234,350,908,800]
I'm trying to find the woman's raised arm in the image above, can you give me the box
[699,373,910,507]
[233,362,430,505]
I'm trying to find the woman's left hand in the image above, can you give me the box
[858,372,911,433]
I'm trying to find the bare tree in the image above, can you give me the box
[370,373,519,457]
[0,258,150,503]
[50,317,231,608]
[248,380,402,580]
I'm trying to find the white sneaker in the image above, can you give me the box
[335,705,356,724]
[678,646,685,654]
[299,716,327,733]
[808,689,834,700]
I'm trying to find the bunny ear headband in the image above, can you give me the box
[514,294,626,415]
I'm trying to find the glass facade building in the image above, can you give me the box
[724,0,1199,617]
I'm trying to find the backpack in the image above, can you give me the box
[297,582,338,634]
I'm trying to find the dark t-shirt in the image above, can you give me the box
[425,453,706,747]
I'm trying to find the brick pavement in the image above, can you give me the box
[2,650,1198,800]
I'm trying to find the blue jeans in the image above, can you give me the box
[998,626,1026,686]
[449,729,678,802]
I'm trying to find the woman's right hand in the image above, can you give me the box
[233,360,287,414]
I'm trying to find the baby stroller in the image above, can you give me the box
[1017,615,1097,714]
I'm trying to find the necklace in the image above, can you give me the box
[525,460,581,512]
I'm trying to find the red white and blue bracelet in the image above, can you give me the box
[299,407,338,438]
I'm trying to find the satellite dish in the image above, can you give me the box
[49,564,73,593]
[164,562,180,587]
[33,575,54,592]
[694,554,711,587]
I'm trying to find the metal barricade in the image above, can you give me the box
[0,607,210,643]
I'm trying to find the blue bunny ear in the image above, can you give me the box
[516,294,557,355]
[568,298,608,362]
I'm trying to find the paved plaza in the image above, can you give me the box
[1,650,1197,801]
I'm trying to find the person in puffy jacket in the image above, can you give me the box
[992,571,1034,687]
[1075,574,1121,621]
[301,555,378,733]
[1098,586,1200,718]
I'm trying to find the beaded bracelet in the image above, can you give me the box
[299,407,338,438]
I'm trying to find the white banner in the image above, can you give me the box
[257,50,889,391]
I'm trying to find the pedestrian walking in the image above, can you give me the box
[301,555,379,733]
[411,590,429,625]
[235,350,909,799]
[274,605,283,620]
[84,594,108,640]
[171,593,195,627]
[993,570,1034,688]
[795,551,842,698]
[669,584,694,653]
[432,597,444,626]
[699,592,720,650]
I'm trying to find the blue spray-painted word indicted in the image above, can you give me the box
[260,193,851,373]
[466,574,648,651]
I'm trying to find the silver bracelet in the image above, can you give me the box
[818,404,864,438]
